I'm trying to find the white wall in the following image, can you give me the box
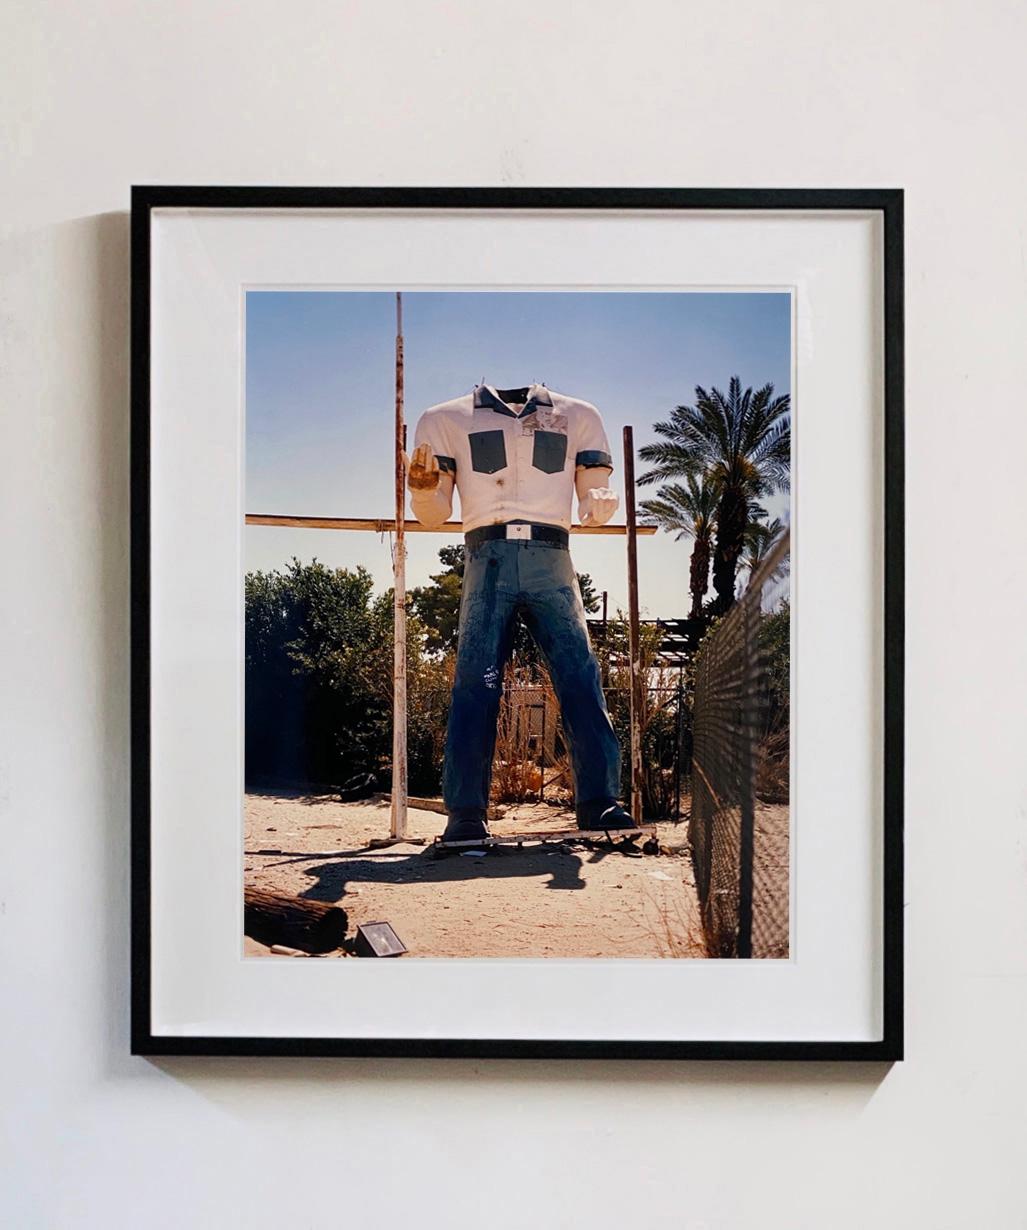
[2,2,1025,1226]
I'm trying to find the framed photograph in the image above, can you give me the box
[131,187,904,1059]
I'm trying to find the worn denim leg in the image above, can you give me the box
[517,543,622,826]
[441,542,518,824]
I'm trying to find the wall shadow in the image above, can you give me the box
[90,207,892,1100]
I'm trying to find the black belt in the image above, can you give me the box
[465,522,569,549]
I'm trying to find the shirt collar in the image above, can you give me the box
[473,382,553,417]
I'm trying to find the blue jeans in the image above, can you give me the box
[442,536,622,826]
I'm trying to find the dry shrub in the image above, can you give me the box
[756,726,789,803]
[638,871,709,958]
[605,620,684,820]
[491,672,544,803]
[542,749,574,805]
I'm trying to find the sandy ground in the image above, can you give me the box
[751,801,790,958]
[244,790,708,959]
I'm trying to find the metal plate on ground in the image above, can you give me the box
[353,921,407,957]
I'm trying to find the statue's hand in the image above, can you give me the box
[405,442,441,491]
[580,486,619,527]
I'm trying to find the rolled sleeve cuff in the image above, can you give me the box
[575,449,613,469]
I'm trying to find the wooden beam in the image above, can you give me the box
[246,514,657,535]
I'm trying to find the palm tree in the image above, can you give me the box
[738,516,785,587]
[638,475,719,617]
[637,376,790,613]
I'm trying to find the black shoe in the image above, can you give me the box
[440,815,491,844]
[578,803,637,832]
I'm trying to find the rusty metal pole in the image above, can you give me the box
[390,292,408,839]
[623,425,644,825]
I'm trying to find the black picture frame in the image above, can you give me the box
[131,186,904,1061]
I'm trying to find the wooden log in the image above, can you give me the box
[244,888,348,954]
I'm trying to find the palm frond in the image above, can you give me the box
[642,378,791,522]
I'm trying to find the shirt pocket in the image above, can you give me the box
[531,429,568,474]
[469,429,507,474]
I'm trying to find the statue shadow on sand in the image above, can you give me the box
[292,844,589,902]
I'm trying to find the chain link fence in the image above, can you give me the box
[689,531,790,958]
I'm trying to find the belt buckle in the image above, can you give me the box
[506,523,531,540]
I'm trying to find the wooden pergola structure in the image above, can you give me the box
[245,294,654,840]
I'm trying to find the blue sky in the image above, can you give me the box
[245,291,791,619]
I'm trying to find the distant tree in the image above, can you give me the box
[738,516,786,588]
[638,474,719,617]
[576,571,601,615]
[637,376,790,613]
[244,557,449,793]
[409,570,463,654]
[759,599,790,728]
[244,559,392,785]
[409,547,465,654]
[436,543,466,577]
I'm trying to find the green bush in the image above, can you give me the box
[244,558,450,793]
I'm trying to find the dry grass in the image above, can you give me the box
[638,861,709,958]
[491,674,547,803]
[490,665,576,805]
[756,726,790,804]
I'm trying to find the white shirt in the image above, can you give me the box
[411,383,614,532]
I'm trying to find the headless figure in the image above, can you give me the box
[405,381,635,842]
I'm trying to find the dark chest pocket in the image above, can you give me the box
[469,430,507,474]
[532,430,568,474]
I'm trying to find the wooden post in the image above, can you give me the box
[390,292,408,839]
[623,425,644,825]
